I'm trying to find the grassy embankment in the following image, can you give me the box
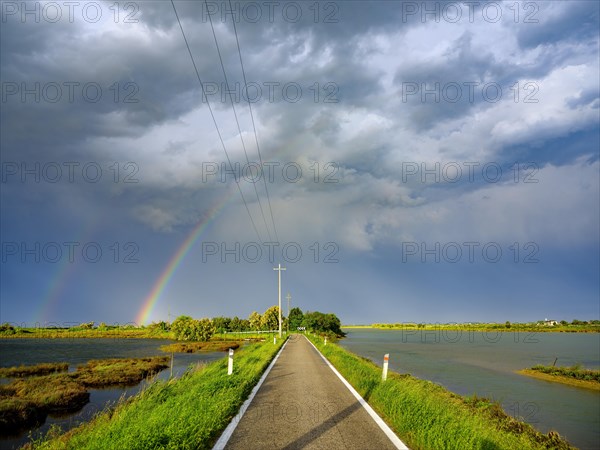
[518,365,600,391]
[358,322,600,333]
[307,334,574,450]
[25,337,285,449]
[0,357,169,435]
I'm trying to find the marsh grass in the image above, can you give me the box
[74,357,169,388]
[529,364,600,382]
[0,374,89,435]
[0,357,169,436]
[518,365,600,391]
[159,341,240,353]
[0,363,69,378]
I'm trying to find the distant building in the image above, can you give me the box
[543,318,558,326]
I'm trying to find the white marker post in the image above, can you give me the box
[274,337,276,345]
[324,337,327,345]
[382,353,389,381]
[228,348,234,375]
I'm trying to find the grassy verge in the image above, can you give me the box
[26,338,286,449]
[307,335,574,450]
[0,363,69,378]
[518,365,600,391]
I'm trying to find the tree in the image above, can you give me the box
[248,311,262,331]
[261,306,280,331]
[505,321,511,329]
[191,318,215,341]
[212,316,231,333]
[288,307,304,330]
[230,316,245,332]
[303,311,345,337]
[171,315,195,340]
[171,315,215,341]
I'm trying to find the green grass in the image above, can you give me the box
[27,338,286,449]
[307,335,574,450]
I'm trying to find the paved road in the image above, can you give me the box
[224,335,401,450]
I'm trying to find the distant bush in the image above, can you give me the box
[0,323,16,334]
[148,321,170,332]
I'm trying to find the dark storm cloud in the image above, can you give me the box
[1,1,598,324]
[516,1,599,49]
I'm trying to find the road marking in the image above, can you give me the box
[305,336,410,450]
[212,338,289,450]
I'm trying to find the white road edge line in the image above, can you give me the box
[212,338,289,450]
[305,336,410,450]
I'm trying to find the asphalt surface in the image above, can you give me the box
[224,335,400,450]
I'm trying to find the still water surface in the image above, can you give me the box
[339,329,600,450]
[0,338,227,450]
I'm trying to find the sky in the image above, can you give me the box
[0,0,598,326]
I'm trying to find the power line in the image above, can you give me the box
[170,0,263,243]
[228,0,280,243]
[205,0,273,242]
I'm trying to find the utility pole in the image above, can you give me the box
[286,293,291,333]
[273,263,286,338]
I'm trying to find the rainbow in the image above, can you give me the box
[135,191,232,325]
[38,260,78,325]
[37,215,103,325]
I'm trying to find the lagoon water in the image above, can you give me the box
[1,333,598,449]
[0,338,227,450]
[340,329,600,450]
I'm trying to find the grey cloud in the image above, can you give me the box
[516,1,599,49]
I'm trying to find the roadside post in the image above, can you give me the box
[382,353,389,381]
[228,348,234,375]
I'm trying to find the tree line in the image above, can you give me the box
[149,306,345,341]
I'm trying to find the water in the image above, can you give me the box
[0,338,228,449]
[339,329,600,450]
